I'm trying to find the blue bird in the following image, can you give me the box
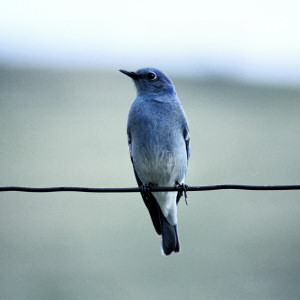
[120,68,190,255]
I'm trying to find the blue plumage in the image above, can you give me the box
[120,68,190,255]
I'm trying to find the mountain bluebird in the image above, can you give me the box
[120,68,190,255]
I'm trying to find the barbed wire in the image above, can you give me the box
[0,184,300,193]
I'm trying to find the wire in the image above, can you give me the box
[0,184,299,193]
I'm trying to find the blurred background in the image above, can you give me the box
[0,1,300,299]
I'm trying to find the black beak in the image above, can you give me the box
[119,69,139,79]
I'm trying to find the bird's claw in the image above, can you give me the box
[176,182,188,206]
[140,183,155,194]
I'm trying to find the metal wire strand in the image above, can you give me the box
[0,184,300,193]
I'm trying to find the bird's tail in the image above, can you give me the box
[159,209,180,255]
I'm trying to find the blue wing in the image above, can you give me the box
[183,124,190,162]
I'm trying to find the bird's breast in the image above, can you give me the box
[128,98,187,185]
[131,126,187,186]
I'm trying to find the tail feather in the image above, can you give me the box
[174,225,180,253]
[159,209,180,255]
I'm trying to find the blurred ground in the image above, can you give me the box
[0,65,299,299]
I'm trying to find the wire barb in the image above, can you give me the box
[0,184,299,193]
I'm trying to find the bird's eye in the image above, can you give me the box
[146,72,157,81]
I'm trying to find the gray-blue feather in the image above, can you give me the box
[120,67,190,255]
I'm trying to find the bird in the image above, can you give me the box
[120,68,190,255]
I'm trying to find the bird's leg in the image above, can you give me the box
[140,182,155,194]
[176,182,188,206]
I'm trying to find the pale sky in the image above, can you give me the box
[1,0,300,83]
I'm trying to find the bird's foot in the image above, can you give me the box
[140,182,155,194]
[176,182,188,206]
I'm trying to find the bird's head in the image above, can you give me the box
[119,68,176,97]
